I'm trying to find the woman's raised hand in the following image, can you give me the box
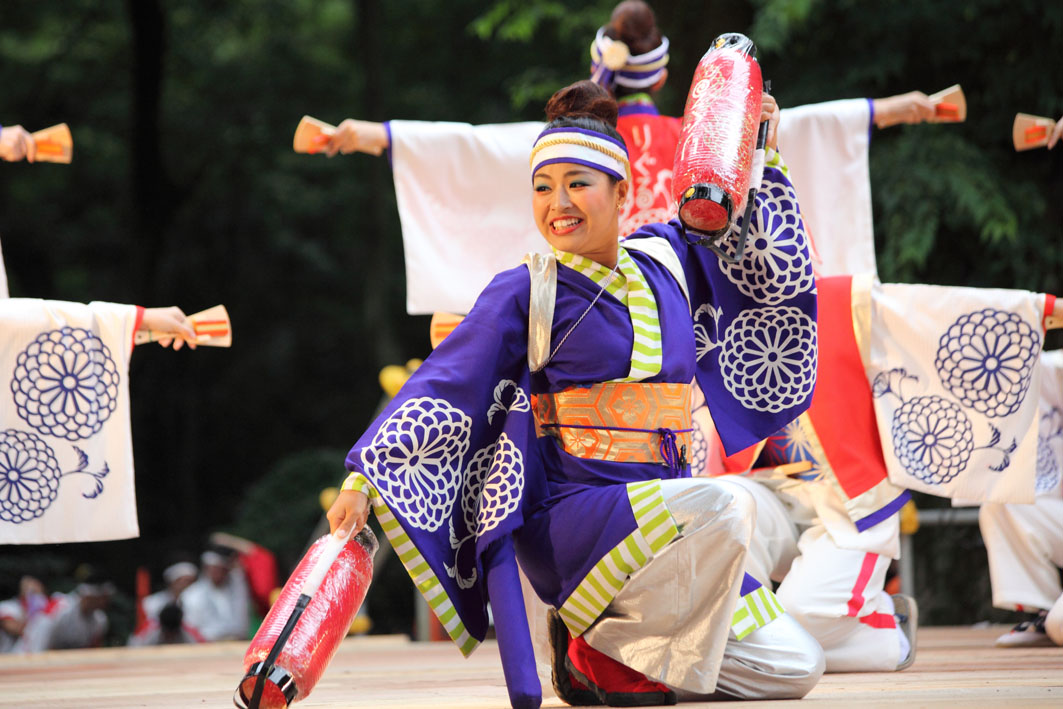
[325,119,389,157]
[139,306,197,350]
[872,91,936,129]
[761,93,780,151]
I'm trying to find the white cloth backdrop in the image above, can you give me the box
[389,99,875,315]
[867,282,1047,503]
[0,298,139,543]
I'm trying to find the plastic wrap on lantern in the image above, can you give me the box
[672,33,762,244]
[235,527,378,708]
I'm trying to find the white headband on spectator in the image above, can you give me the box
[163,561,198,584]
[201,550,229,567]
[530,126,631,182]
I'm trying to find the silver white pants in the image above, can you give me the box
[583,477,825,700]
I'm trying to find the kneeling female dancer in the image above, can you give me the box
[328,80,825,707]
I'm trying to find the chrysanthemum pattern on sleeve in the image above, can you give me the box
[691,155,818,418]
[869,284,1049,503]
[720,306,817,413]
[11,327,120,441]
[0,429,110,524]
[1035,408,1062,494]
[448,431,526,589]
[934,309,1040,418]
[874,368,1019,489]
[890,395,974,485]
[715,179,815,306]
[359,397,471,532]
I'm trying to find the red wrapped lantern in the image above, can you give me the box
[234,528,377,708]
[673,33,766,258]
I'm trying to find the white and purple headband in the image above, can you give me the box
[530,126,631,182]
[589,27,670,91]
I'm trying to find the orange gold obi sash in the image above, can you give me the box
[532,382,693,470]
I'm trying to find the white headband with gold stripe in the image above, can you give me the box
[530,127,630,182]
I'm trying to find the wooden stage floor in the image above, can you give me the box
[1,626,1060,708]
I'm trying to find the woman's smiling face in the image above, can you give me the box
[532,162,628,268]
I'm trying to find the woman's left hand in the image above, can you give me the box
[761,93,780,151]
[139,306,197,350]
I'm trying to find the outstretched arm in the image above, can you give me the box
[324,119,389,157]
[137,306,197,350]
[872,91,936,129]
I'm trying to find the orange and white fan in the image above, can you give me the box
[292,116,335,155]
[429,312,464,349]
[134,304,232,347]
[31,123,73,164]
[1012,113,1056,151]
[929,84,966,123]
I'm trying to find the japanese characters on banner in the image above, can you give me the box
[0,299,139,543]
[867,281,1047,504]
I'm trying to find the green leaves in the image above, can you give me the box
[747,0,822,53]
[872,129,1022,280]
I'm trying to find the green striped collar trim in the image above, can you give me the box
[731,584,786,641]
[344,473,480,657]
[615,247,662,382]
[552,247,629,304]
[558,479,679,636]
[552,247,663,382]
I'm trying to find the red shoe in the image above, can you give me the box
[548,610,602,706]
[565,634,677,707]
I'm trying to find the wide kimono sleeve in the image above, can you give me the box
[0,298,142,545]
[631,150,819,455]
[341,265,544,708]
[388,120,546,315]
[868,280,1053,505]
[777,99,876,277]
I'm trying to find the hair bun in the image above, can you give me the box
[544,80,619,128]
[608,0,661,56]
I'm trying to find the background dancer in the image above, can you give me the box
[316,0,942,317]
[980,351,1063,649]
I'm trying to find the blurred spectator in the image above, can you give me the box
[181,550,250,641]
[0,576,48,653]
[210,532,279,618]
[128,602,204,646]
[142,561,198,623]
[20,578,114,651]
